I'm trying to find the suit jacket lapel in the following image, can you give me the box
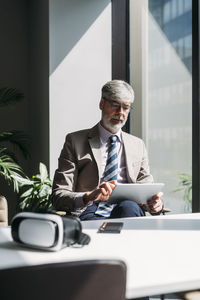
[88,124,102,183]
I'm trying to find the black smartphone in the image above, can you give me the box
[98,222,123,233]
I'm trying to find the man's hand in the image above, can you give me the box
[83,181,116,205]
[146,192,164,215]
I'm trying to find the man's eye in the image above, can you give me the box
[123,106,130,110]
[112,103,119,108]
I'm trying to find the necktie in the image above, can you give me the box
[95,135,118,217]
[103,135,118,181]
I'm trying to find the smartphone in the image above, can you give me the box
[98,222,123,233]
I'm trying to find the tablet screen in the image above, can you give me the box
[108,183,164,204]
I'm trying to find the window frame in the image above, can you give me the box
[112,0,130,132]
[192,0,200,212]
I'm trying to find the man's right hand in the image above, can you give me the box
[83,180,116,205]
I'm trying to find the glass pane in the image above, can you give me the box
[178,0,184,17]
[129,0,192,213]
[171,0,177,20]
[163,1,171,23]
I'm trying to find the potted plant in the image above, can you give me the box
[175,173,192,212]
[0,87,29,191]
[14,162,52,212]
[0,88,52,214]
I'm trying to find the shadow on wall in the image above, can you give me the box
[50,0,110,74]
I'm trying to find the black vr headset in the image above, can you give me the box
[11,212,90,251]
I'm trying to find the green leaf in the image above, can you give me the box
[11,175,32,186]
[44,178,52,185]
[0,87,24,108]
[19,196,33,210]
[39,185,52,198]
[0,131,30,159]
[175,172,192,207]
[39,162,48,181]
[16,162,52,212]
[0,150,24,192]
[20,187,34,199]
[32,174,41,182]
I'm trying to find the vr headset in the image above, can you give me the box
[11,212,90,251]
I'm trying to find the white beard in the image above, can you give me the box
[102,114,126,133]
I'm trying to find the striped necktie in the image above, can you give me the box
[95,135,118,217]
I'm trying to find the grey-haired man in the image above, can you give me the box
[51,80,163,220]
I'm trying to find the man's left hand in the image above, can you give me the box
[147,192,164,215]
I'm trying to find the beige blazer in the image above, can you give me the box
[51,124,153,212]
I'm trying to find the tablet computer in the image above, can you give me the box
[108,183,164,204]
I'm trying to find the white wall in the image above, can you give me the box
[49,0,111,177]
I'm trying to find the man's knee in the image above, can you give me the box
[111,200,145,218]
[121,200,140,209]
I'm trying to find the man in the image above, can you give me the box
[51,80,163,220]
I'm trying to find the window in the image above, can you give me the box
[129,0,192,213]
[178,0,184,17]
[163,1,171,24]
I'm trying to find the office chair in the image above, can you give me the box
[0,196,8,226]
[0,259,126,300]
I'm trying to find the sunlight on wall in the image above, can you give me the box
[49,3,111,176]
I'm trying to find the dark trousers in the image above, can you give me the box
[79,200,145,221]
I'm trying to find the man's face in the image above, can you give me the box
[99,98,131,133]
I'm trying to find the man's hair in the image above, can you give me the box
[101,80,134,103]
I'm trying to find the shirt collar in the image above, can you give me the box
[98,122,122,144]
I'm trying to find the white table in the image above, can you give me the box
[1,213,200,299]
